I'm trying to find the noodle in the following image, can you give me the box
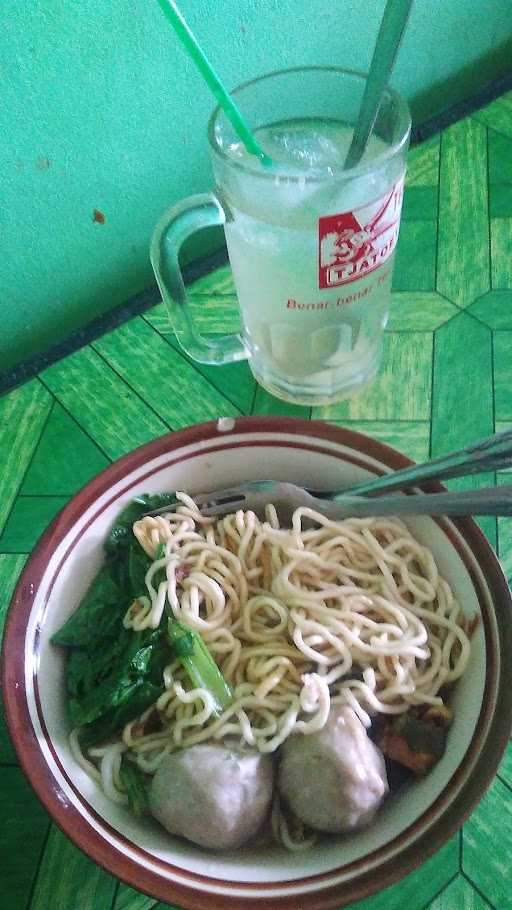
[73,492,472,844]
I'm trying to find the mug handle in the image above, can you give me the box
[150,193,248,364]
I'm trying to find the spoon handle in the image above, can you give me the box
[322,484,512,519]
[340,427,512,497]
[344,0,414,170]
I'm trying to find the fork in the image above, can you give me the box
[159,481,512,524]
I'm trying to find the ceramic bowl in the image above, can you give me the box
[3,417,512,910]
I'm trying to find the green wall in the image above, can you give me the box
[2,0,511,374]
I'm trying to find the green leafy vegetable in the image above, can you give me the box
[51,566,124,647]
[66,626,134,699]
[68,628,167,728]
[52,492,233,750]
[128,546,153,598]
[78,681,164,749]
[105,493,178,557]
[118,757,149,816]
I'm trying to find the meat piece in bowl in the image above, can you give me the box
[278,706,388,833]
[149,743,274,849]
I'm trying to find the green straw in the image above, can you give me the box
[156,0,269,165]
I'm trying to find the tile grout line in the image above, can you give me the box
[89,339,175,432]
[496,773,512,795]
[490,326,498,547]
[475,122,512,146]
[420,304,465,332]
[141,314,247,415]
[434,289,465,311]
[420,869,459,910]
[24,820,53,910]
[108,880,120,910]
[432,292,498,333]
[460,869,498,910]
[434,125,442,299]
[465,286,512,331]
[490,329,496,446]
[139,314,246,416]
[385,329,448,334]
[428,329,436,459]
[486,125,493,293]
[37,375,114,463]
[0,394,55,544]
[329,418,431,425]
[0,551,32,557]
[433,125,443,305]
[464,308,499,331]
[11,494,71,500]
[484,284,512,292]
[185,291,237,299]
[248,378,259,416]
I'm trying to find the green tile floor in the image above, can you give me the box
[2,89,512,910]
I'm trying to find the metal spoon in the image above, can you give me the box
[344,0,414,169]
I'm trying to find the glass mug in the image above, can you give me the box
[151,67,411,405]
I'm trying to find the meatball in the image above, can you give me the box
[149,744,274,850]
[278,706,388,833]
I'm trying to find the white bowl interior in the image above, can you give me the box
[27,432,487,887]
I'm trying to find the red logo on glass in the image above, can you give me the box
[318,177,404,289]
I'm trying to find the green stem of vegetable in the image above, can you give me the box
[118,757,149,816]
[167,618,233,717]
